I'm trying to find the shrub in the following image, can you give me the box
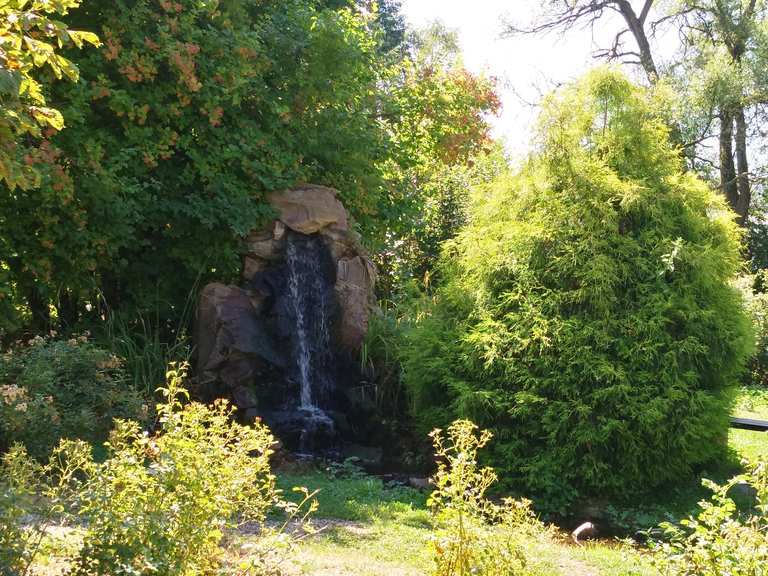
[427,420,545,576]
[402,69,753,510]
[0,440,91,576]
[0,336,145,460]
[652,461,768,575]
[69,363,282,576]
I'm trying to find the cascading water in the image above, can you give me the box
[284,232,336,452]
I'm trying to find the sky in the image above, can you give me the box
[399,0,653,156]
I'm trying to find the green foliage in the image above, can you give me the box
[0,335,145,460]
[382,145,510,291]
[2,0,388,325]
[101,291,195,399]
[68,363,282,576]
[402,68,754,510]
[0,439,91,576]
[652,461,768,576]
[427,420,545,576]
[735,272,768,386]
[0,1,499,331]
[362,20,502,296]
[0,0,99,190]
[747,193,768,272]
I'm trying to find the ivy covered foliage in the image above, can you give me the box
[401,69,753,510]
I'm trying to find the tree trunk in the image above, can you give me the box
[57,289,80,330]
[616,0,658,82]
[734,106,751,224]
[6,257,50,332]
[719,109,739,213]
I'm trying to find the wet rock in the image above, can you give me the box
[408,477,431,490]
[197,184,378,453]
[728,481,758,508]
[231,385,259,410]
[321,226,362,261]
[341,444,383,468]
[245,230,283,261]
[242,256,269,282]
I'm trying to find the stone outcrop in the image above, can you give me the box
[239,185,375,353]
[267,185,348,235]
[195,184,377,435]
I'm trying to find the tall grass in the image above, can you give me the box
[100,285,197,399]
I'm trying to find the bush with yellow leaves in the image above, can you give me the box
[428,420,549,576]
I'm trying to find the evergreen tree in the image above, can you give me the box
[402,69,753,509]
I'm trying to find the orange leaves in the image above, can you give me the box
[235,46,258,60]
[142,152,157,168]
[169,44,201,93]
[118,52,158,83]
[160,0,183,13]
[102,29,122,61]
[90,82,111,100]
[203,106,224,127]
[144,37,160,51]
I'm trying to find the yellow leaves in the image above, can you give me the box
[1,0,99,189]
[67,29,100,49]
[29,106,64,130]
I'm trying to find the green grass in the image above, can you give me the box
[576,541,657,575]
[269,467,659,575]
[266,386,768,575]
[563,385,768,536]
[290,520,432,575]
[731,385,768,462]
[277,470,430,525]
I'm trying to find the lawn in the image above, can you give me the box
[261,469,657,576]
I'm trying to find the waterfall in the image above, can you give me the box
[284,232,335,420]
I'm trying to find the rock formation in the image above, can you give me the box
[196,185,377,452]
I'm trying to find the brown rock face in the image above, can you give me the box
[196,283,283,406]
[267,185,348,235]
[242,184,375,352]
[335,256,377,350]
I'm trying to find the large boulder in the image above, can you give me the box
[335,256,377,350]
[196,283,285,407]
[267,184,347,235]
